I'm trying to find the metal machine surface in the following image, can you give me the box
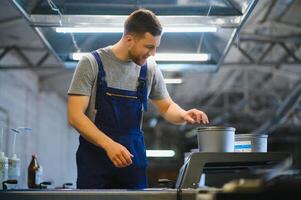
[0,189,198,200]
[0,152,291,200]
[176,152,291,188]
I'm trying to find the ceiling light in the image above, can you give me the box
[71,52,86,61]
[56,26,217,33]
[71,53,210,62]
[154,53,210,62]
[56,27,123,33]
[146,150,175,157]
[159,63,218,72]
[164,78,183,84]
[164,26,217,33]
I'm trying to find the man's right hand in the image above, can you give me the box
[104,140,133,168]
[68,95,133,168]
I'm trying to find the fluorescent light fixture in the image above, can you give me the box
[146,150,175,157]
[56,27,123,33]
[72,52,88,60]
[154,53,210,62]
[164,26,217,33]
[56,26,217,33]
[71,52,210,62]
[159,64,218,73]
[164,78,183,84]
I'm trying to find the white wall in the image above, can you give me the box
[0,70,78,189]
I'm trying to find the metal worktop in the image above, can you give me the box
[0,188,199,200]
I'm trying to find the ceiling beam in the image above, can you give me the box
[259,0,277,24]
[0,65,63,70]
[13,46,34,67]
[274,0,296,22]
[257,43,275,63]
[223,61,301,66]
[0,16,22,25]
[0,46,46,52]
[239,33,301,43]
[234,43,255,62]
[36,51,50,66]
[253,81,301,135]
[0,47,13,60]
[279,42,300,62]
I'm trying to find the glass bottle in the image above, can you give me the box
[28,154,42,189]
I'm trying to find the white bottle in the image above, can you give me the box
[0,151,8,190]
[8,153,20,189]
[35,165,43,186]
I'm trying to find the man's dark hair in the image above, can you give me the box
[124,8,162,37]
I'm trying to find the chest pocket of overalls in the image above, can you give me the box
[102,91,143,130]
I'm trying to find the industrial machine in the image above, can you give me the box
[0,152,292,200]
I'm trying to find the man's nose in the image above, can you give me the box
[149,48,156,57]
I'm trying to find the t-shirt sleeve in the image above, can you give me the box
[148,62,170,100]
[68,56,95,96]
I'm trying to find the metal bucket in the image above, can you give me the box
[196,126,236,152]
[235,134,268,152]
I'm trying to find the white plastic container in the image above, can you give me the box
[0,151,8,190]
[235,134,268,152]
[8,154,20,189]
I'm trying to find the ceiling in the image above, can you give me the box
[10,0,258,70]
[1,0,301,166]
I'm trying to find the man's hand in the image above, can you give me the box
[68,95,133,168]
[104,141,133,168]
[182,109,209,124]
[151,97,209,125]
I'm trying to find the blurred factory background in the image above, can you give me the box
[0,0,300,188]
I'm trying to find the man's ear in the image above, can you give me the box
[124,34,134,49]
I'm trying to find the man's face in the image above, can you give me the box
[128,32,161,66]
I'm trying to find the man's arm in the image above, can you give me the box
[67,95,133,168]
[151,96,209,125]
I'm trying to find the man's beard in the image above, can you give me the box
[128,50,146,66]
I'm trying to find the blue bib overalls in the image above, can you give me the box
[76,51,148,189]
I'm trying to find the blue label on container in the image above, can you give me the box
[235,141,252,152]
[235,144,252,149]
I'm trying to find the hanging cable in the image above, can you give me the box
[47,0,63,26]
[47,0,81,53]
[71,33,81,53]
[197,0,213,53]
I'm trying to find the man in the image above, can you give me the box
[67,8,209,189]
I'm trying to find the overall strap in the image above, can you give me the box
[91,51,107,109]
[137,63,148,111]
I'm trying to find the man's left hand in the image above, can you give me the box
[182,109,209,124]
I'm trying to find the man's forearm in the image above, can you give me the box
[152,97,209,125]
[162,102,187,125]
[69,112,113,150]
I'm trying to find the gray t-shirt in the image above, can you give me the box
[68,46,169,122]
